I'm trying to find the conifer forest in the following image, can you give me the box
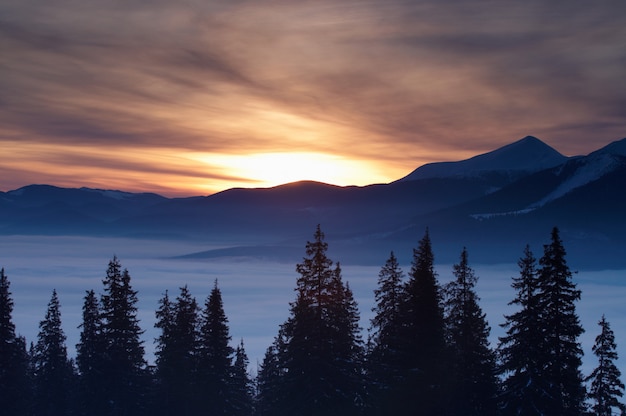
[1,226,624,415]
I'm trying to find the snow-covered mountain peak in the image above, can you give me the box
[398,136,567,182]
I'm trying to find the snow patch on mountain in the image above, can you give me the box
[530,153,622,208]
[470,153,624,220]
[470,208,536,220]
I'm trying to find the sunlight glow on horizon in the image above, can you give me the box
[189,151,400,191]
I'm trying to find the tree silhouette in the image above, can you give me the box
[76,289,107,416]
[497,245,547,415]
[586,315,626,416]
[100,256,147,415]
[535,227,586,414]
[197,280,234,414]
[267,225,364,415]
[444,248,498,415]
[400,230,447,415]
[154,286,199,415]
[229,339,255,416]
[0,268,31,416]
[32,289,75,416]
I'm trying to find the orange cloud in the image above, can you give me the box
[1,0,625,196]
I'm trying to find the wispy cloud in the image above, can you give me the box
[1,0,625,195]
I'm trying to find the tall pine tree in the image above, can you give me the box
[444,248,499,416]
[268,225,364,416]
[32,289,76,416]
[100,256,147,416]
[229,339,255,416]
[256,331,288,416]
[0,268,31,416]
[154,286,199,416]
[401,229,447,415]
[197,279,234,415]
[586,315,626,416]
[497,245,547,415]
[76,289,107,416]
[368,251,404,374]
[535,227,586,415]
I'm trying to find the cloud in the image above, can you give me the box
[1,0,625,195]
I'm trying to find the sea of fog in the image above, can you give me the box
[1,235,625,379]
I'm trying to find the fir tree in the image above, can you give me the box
[536,227,586,415]
[368,251,404,367]
[0,268,32,416]
[76,289,107,416]
[586,315,626,416]
[197,279,234,415]
[256,332,288,416]
[100,256,147,415]
[32,289,75,416]
[400,229,447,415]
[444,248,499,416]
[229,339,255,416]
[154,286,199,416]
[497,245,547,415]
[273,225,364,416]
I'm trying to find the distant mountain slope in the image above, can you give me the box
[1,136,625,269]
[397,136,568,186]
[0,185,167,235]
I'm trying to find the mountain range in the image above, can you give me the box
[2,136,625,269]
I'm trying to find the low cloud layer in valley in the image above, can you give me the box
[1,235,624,378]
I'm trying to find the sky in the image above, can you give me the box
[2,0,625,197]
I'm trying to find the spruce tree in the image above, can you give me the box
[100,256,147,415]
[273,225,364,416]
[229,339,255,416]
[586,315,626,416]
[400,229,447,415]
[536,227,586,414]
[444,248,499,416]
[197,279,234,414]
[368,251,404,370]
[76,289,107,416]
[154,290,175,415]
[0,268,32,416]
[154,286,199,416]
[497,245,547,415]
[32,289,76,416]
[256,332,288,416]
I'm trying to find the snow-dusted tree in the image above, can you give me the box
[586,315,626,416]
[0,268,32,416]
[444,248,499,416]
[535,227,586,414]
[497,245,547,415]
[32,289,75,416]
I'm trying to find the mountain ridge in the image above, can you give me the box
[396,136,568,183]
[2,136,625,269]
